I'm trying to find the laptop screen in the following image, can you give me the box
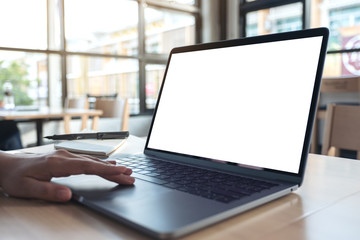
[146,34,325,174]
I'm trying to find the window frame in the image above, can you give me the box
[0,0,202,115]
[239,0,309,37]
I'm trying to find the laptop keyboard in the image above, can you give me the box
[113,155,278,204]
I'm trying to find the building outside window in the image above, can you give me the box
[0,0,200,114]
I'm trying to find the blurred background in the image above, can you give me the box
[0,0,359,147]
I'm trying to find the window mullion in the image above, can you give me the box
[59,0,67,107]
[139,0,146,113]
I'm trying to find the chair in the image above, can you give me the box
[64,97,90,133]
[321,104,360,159]
[65,97,89,109]
[311,76,360,153]
[87,93,118,109]
[94,98,129,131]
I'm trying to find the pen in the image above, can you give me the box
[44,131,129,140]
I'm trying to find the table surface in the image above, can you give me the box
[1,136,360,240]
[0,107,103,120]
[0,107,103,145]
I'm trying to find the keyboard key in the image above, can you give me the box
[114,155,278,204]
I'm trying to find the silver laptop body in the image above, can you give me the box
[56,28,329,239]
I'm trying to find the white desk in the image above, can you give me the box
[1,136,360,239]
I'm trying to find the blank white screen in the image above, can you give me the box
[147,36,323,173]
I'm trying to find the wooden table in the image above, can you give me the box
[1,137,360,239]
[0,108,103,146]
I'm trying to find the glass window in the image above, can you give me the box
[327,5,360,51]
[322,50,360,77]
[0,0,47,49]
[145,7,196,54]
[245,3,303,37]
[0,0,200,114]
[48,0,62,50]
[0,51,48,107]
[64,0,138,56]
[321,52,360,78]
[145,64,166,109]
[48,54,62,108]
[67,56,139,114]
[311,1,360,77]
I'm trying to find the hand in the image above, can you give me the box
[0,149,135,202]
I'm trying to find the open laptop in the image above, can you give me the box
[55,28,329,239]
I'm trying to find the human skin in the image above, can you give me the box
[0,149,134,202]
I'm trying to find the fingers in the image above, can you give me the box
[31,181,72,202]
[46,150,135,185]
[50,160,132,177]
[101,173,135,185]
[2,149,135,202]
[42,150,133,178]
[52,150,106,163]
[5,178,72,202]
[105,160,116,165]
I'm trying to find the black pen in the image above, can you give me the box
[44,131,129,140]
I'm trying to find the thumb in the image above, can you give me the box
[25,179,72,202]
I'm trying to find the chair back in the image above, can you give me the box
[94,98,129,130]
[65,97,89,109]
[87,93,118,109]
[322,104,360,159]
[311,76,360,153]
[320,76,360,93]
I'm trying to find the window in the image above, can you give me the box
[240,0,360,78]
[0,0,201,114]
[0,0,48,107]
[145,64,166,109]
[327,5,360,51]
[145,7,196,54]
[0,51,48,107]
[317,2,360,77]
[245,2,303,37]
[64,0,139,56]
[240,0,307,37]
[0,0,47,50]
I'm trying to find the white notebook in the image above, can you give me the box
[55,139,126,158]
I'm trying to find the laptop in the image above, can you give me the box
[55,28,329,239]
